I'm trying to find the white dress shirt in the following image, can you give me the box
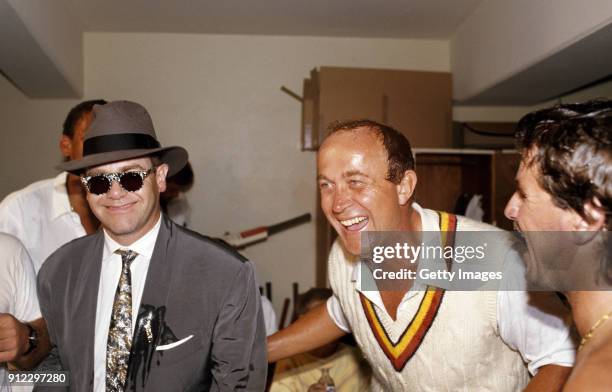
[0,234,41,392]
[327,202,576,375]
[93,216,161,392]
[0,172,87,272]
[260,296,278,336]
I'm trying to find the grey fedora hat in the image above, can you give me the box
[58,100,188,176]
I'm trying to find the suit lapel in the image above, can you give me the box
[138,216,175,309]
[71,231,104,388]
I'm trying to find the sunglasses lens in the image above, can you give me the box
[87,176,111,195]
[119,172,145,192]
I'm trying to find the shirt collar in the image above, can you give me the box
[413,202,440,232]
[52,172,73,220]
[103,215,162,260]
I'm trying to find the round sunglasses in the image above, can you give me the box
[80,167,156,195]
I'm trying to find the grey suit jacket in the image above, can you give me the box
[36,216,267,391]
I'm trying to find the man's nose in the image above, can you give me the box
[332,188,351,214]
[107,178,126,199]
[504,193,519,221]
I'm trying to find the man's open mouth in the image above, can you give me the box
[339,216,368,231]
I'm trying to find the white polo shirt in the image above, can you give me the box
[0,172,87,272]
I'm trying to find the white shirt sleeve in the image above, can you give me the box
[326,294,352,333]
[0,234,41,321]
[260,295,278,336]
[497,250,576,375]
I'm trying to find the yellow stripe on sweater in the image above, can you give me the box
[362,288,438,358]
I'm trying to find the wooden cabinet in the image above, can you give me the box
[413,149,520,230]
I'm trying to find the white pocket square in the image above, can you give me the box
[155,334,194,351]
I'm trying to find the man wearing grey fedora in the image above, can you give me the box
[36,100,267,391]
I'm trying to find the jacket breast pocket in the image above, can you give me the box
[154,333,207,367]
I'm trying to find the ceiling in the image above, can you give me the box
[66,0,483,38]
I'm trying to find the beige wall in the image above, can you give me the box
[0,33,449,314]
[0,76,80,192]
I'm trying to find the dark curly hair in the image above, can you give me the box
[62,99,107,138]
[326,119,415,184]
[515,99,612,230]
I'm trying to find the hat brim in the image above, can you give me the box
[56,146,189,177]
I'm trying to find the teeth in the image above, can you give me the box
[340,216,367,227]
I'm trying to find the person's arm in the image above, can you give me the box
[210,261,267,391]
[0,315,50,369]
[524,364,571,391]
[267,302,347,363]
[0,236,51,369]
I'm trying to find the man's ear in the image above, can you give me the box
[397,170,417,206]
[59,135,72,158]
[572,197,606,243]
[156,164,169,193]
[579,197,606,230]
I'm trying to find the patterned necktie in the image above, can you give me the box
[106,249,138,392]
